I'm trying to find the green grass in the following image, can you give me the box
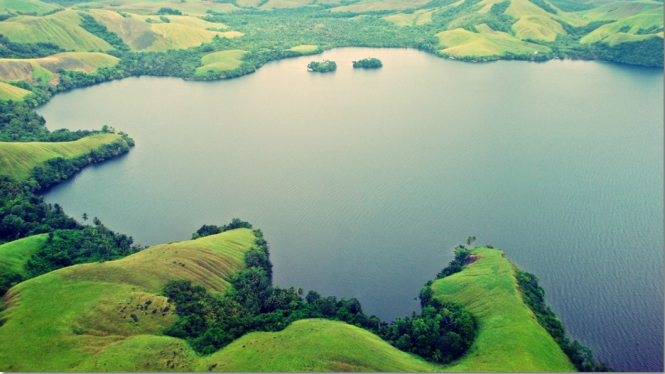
[0,10,113,51]
[512,15,566,41]
[202,319,441,372]
[580,12,663,44]
[0,133,123,181]
[0,234,47,276]
[288,44,320,53]
[0,233,577,371]
[195,49,246,75]
[0,228,256,371]
[437,24,551,58]
[88,9,242,52]
[580,1,663,21]
[0,81,30,101]
[433,247,576,372]
[330,0,431,12]
[0,52,119,83]
[0,0,61,16]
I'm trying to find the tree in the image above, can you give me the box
[82,212,88,222]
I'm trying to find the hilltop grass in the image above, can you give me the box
[0,133,123,181]
[0,52,119,82]
[437,24,551,58]
[0,81,30,101]
[0,234,47,276]
[330,0,430,12]
[0,228,255,372]
[580,11,663,44]
[288,44,320,54]
[0,0,61,16]
[0,10,113,52]
[202,319,441,372]
[195,49,246,75]
[512,15,566,41]
[433,247,576,372]
[88,9,242,52]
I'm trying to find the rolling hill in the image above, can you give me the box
[0,226,576,372]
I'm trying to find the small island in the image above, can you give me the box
[353,58,383,68]
[307,60,337,72]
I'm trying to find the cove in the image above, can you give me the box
[37,48,663,371]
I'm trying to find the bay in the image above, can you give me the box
[38,48,663,371]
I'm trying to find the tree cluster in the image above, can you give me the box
[353,57,383,68]
[307,60,337,72]
[0,34,62,59]
[157,7,183,15]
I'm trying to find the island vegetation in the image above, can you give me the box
[307,60,337,72]
[353,57,383,68]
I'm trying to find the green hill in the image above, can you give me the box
[0,133,125,181]
[0,234,47,276]
[0,81,30,100]
[0,52,119,83]
[195,49,246,76]
[0,228,576,372]
[0,10,113,52]
[0,0,61,16]
[0,228,256,371]
[434,247,575,372]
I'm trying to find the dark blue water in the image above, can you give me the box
[38,48,663,371]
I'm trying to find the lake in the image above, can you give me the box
[38,48,663,371]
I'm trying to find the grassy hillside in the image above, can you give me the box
[0,81,30,100]
[195,49,246,75]
[0,229,577,371]
[0,228,256,372]
[437,24,551,58]
[0,234,47,276]
[202,319,441,372]
[0,52,119,83]
[433,247,576,372]
[0,10,113,51]
[288,44,320,53]
[0,0,61,16]
[88,9,242,52]
[0,133,123,180]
